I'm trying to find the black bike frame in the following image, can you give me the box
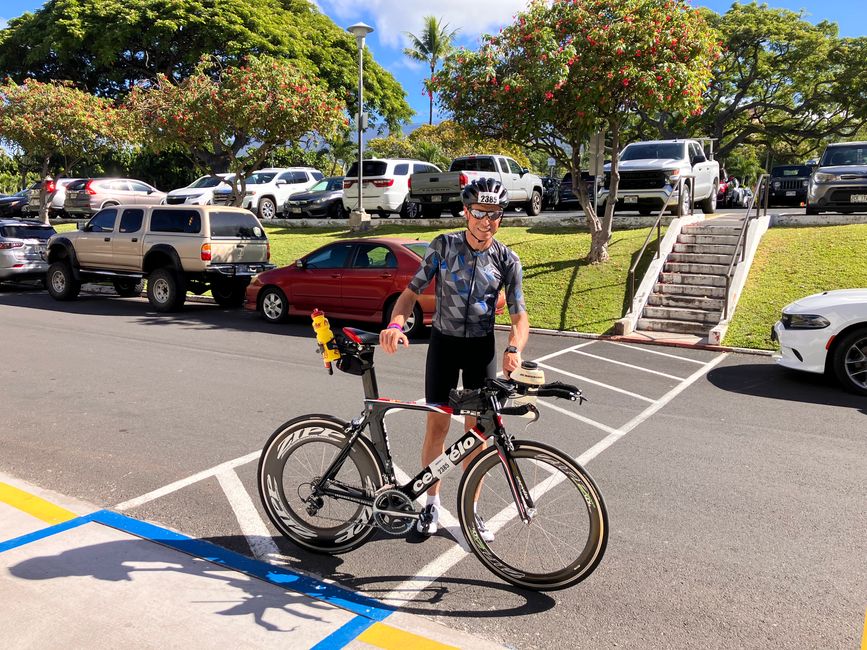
[313,353,537,522]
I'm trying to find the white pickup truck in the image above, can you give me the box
[598,139,719,216]
[409,154,544,218]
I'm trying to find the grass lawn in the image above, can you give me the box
[724,224,867,349]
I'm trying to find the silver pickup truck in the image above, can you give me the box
[598,139,719,216]
[409,155,544,218]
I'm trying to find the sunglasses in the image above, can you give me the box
[468,208,504,221]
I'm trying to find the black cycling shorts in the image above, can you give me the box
[425,328,496,405]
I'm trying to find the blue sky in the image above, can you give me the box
[1,0,864,124]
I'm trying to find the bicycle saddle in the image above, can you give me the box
[342,327,380,346]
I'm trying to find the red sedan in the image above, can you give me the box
[246,237,438,337]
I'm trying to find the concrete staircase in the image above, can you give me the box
[636,220,744,336]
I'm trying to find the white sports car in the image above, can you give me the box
[771,289,867,395]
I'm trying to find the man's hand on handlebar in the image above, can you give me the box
[379,326,409,354]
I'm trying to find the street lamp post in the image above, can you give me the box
[347,22,374,231]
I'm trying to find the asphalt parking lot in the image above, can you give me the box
[1,284,865,649]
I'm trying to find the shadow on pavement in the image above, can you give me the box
[707,363,866,413]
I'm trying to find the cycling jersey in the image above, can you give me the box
[408,232,526,337]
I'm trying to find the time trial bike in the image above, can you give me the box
[257,322,608,591]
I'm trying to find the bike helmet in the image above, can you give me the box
[461,177,510,208]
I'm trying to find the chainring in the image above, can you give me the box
[372,489,417,535]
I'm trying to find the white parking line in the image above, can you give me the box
[115,451,260,511]
[612,342,708,365]
[379,353,728,607]
[216,468,280,561]
[570,349,685,380]
[537,362,656,403]
[535,398,619,435]
[531,340,596,363]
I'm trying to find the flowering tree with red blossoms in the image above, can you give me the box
[434,0,720,262]
[0,79,134,222]
[128,55,346,204]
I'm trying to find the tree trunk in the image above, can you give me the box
[38,156,51,225]
[588,123,621,264]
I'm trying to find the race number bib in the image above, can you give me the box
[477,192,499,204]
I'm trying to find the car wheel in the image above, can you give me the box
[383,298,425,338]
[700,184,717,214]
[673,184,692,216]
[46,262,81,301]
[147,267,185,312]
[259,286,289,323]
[831,327,867,395]
[330,202,348,219]
[258,197,277,220]
[526,190,542,216]
[113,279,144,297]
[805,203,820,215]
[400,200,420,219]
[211,279,248,308]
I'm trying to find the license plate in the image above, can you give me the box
[624,195,638,204]
[68,191,78,199]
[431,195,442,202]
[785,191,795,196]
[851,194,867,203]
[290,207,302,213]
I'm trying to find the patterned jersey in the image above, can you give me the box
[407,232,526,337]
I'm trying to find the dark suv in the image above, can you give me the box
[558,171,595,210]
[768,165,811,207]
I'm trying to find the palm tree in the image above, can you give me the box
[403,16,460,125]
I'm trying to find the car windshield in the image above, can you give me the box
[820,146,867,166]
[309,180,329,192]
[247,172,277,185]
[620,143,685,161]
[771,166,812,177]
[345,161,389,177]
[403,242,429,258]
[0,224,56,240]
[189,175,232,188]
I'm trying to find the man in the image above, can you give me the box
[379,177,529,541]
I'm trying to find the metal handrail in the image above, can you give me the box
[722,173,769,320]
[626,175,695,310]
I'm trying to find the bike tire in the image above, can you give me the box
[457,440,608,590]
[257,414,385,554]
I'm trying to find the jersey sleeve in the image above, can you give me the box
[503,248,527,316]
[407,235,443,294]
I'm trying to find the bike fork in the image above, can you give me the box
[495,442,537,524]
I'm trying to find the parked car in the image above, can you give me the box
[558,171,596,210]
[45,205,274,311]
[599,139,719,216]
[344,159,440,219]
[771,289,867,395]
[0,185,36,217]
[0,218,56,285]
[283,177,347,219]
[64,178,166,217]
[26,178,83,218]
[212,167,323,220]
[768,165,811,207]
[806,142,867,215]
[165,174,235,205]
[541,176,560,210]
[408,155,542,217]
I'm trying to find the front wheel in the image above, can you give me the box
[673,184,692,216]
[831,327,867,395]
[258,197,277,220]
[526,190,542,216]
[46,262,81,301]
[457,440,608,591]
[257,414,385,554]
[700,184,718,214]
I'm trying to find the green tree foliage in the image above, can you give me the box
[127,55,346,204]
[0,79,134,221]
[637,4,867,166]
[435,0,719,262]
[403,16,460,125]
[366,121,532,172]
[0,0,412,131]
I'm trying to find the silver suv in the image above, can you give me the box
[0,219,56,285]
[806,142,867,215]
[45,205,274,311]
[64,178,167,217]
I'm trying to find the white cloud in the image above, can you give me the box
[320,0,529,49]
[0,18,8,30]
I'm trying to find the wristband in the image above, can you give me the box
[387,323,404,332]
[505,345,519,354]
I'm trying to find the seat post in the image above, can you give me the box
[361,363,379,399]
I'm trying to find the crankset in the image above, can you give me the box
[372,489,419,535]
